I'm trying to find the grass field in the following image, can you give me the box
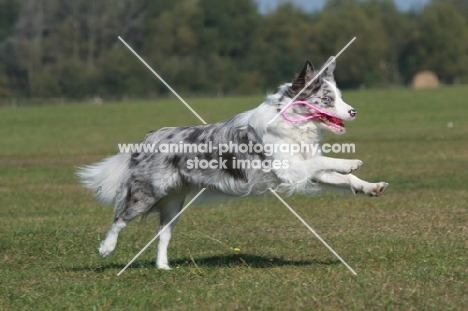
[1,86,467,310]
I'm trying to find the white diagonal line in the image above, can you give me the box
[268,37,356,125]
[268,188,357,275]
[118,36,207,125]
[333,37,356,59]
[117,188,206,276]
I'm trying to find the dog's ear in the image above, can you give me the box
[322,56,336,80]
[291,60,319,93]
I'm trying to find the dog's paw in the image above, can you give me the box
[349,160,363,172]
[157,263,172,270]
[332,159,362,175]
[98,247,111,259]
[98,239,116,259]
[339,159,362,174]
[366,182,388,197]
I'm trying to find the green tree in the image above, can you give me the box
[98,47,155,97]
[13,0,145,98]
[410,1,468,83]
[0,0,19,41]
[198,0,260,59]
[0,65,10,97]
[0,0,19,98]
[196,0,261,93]
[363,0,412,84]
[439,0,468,24]
[314,0,388,87]
[249,3,318,91]
[142,0,207,94]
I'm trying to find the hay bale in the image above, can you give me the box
[412,70,439,89]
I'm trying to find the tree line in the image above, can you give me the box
[0,0,467,100]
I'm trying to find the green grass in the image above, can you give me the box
[1,86,467,310]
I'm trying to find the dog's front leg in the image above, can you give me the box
[272,156,362,184]
[314,171,388,196]
[312,157,363,174]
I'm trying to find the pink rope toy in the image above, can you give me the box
[282,100,342,124]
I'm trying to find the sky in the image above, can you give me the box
[254,0,431,14]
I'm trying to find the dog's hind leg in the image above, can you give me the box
[99,217,128,258]
[155,196,186,270]
[99,185,157,259]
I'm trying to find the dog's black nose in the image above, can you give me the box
[348,109,357,117]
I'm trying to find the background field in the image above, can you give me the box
[1,86,467,310]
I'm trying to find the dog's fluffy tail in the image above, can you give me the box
[77,153,131,206]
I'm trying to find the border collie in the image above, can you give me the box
[78,57,388,269]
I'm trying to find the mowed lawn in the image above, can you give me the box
[1,86,467,310]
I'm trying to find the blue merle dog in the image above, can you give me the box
[78,57,387,269]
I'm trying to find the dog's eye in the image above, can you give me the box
[323,97,332,103]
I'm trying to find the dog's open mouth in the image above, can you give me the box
[316,113,345,132]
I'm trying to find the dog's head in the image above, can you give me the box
[282,57,356,134]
